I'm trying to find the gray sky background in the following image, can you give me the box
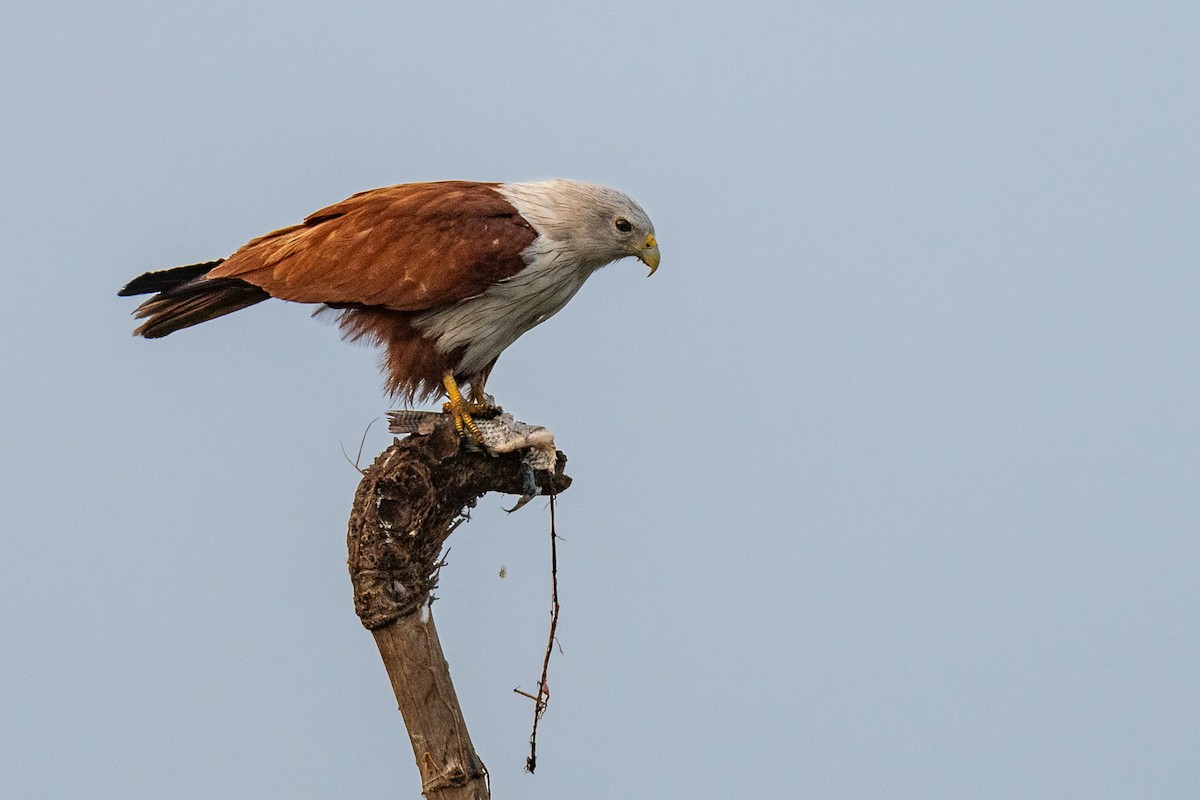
[3,2,1198,798]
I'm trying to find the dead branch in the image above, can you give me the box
[347,415,571,799]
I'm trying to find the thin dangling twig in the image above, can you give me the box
[523,487,560,774]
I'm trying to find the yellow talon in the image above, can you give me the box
[441,373,485,444]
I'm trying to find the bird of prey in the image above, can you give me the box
[119,179,660,439]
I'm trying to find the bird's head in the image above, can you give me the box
[594,190,659,275]
[513,180,660,275]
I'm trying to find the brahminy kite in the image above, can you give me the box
[119,179,660,439]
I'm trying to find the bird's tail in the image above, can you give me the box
[119,259,270,338]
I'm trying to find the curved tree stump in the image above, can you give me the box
[347,416,571,800]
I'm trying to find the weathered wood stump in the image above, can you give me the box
[347,416,570,799]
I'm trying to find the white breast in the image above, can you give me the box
[411,181,604,378]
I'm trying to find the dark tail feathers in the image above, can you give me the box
[118,260,225,297]
[119,260,270,339]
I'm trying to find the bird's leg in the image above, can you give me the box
[466,382,502,415]
[441,373,486,444]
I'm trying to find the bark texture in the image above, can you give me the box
[347,417,571,799]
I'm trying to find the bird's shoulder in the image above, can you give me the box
[209,181,540,311]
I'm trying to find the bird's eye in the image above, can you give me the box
[614,218,632,233]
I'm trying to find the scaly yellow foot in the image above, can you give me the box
[467,383,502,414]
[441,373,489,444]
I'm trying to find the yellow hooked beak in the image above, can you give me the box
[638,234,661,275]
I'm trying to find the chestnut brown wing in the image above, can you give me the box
[206,181,537,311]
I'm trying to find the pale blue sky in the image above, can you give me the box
[3,2,1198,798]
